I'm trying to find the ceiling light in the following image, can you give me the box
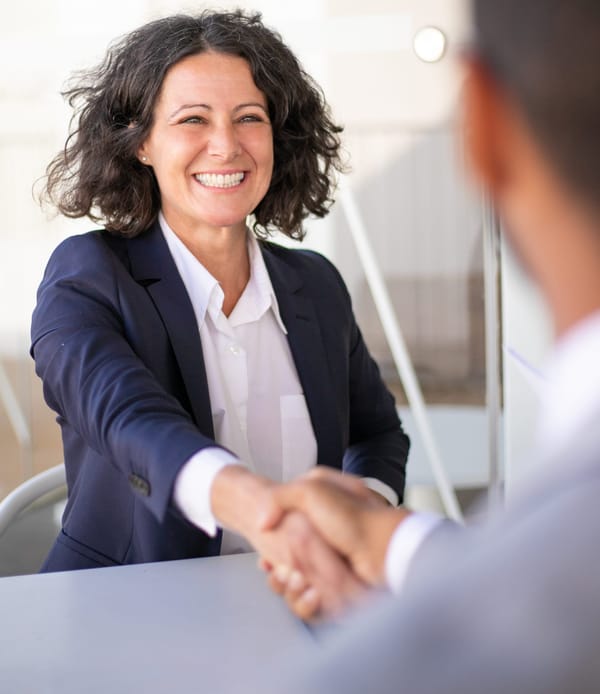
[413,26,447,63]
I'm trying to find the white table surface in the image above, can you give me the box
[0,553,316,693]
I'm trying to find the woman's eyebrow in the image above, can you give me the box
[169,103,210,119]
[168,101,268,119]
[232,102,269,113]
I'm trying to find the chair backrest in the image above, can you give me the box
[0,464,66,539]
[0,464,66,577]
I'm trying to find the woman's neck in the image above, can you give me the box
[168,218,251,317]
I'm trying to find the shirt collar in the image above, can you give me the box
[158,212,287,334]
[240,232,288,334]
[536,309,600,455]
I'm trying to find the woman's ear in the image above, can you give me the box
[130,121,150,165]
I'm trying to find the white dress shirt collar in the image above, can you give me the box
[536,309,600,457]
[160,213,317,553]
[385,314,600,595]
[158,212,287,335]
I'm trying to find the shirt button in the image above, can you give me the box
[229,344,241,356]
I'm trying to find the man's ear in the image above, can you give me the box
[461,57,511,196]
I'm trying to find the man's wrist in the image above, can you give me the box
[384,511,445,593]
[360,507,411,586]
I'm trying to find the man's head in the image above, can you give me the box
[466,0,600,333]
[473,0,600,211]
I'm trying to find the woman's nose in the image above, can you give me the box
[206,123,241,161]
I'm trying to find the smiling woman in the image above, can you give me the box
[31,10,409,621]
[43,11,341,240]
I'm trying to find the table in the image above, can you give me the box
[0,553,315,693]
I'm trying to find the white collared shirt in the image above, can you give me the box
[162,214,317,553]
[534,311,600,459]
[385,310,600,593]
[162,214,397,553]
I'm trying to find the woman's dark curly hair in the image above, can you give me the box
[42,10,345,239]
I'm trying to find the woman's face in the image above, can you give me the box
[139,51,274,239]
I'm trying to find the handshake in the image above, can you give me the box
[252,468,411,621]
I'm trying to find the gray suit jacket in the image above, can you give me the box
[257,404,600,693]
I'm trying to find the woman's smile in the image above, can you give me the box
[194,171,247,189]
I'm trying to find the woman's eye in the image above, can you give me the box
[181,116,205,124]
[238,114,264,123]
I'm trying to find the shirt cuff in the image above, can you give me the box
[385,512,445,594]
[173,447,241,536]
[361,477,399,507]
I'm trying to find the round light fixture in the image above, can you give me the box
[413,26,447,63]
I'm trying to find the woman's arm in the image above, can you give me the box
[31,233,218,522]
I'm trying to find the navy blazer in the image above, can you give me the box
[31,222,409,571]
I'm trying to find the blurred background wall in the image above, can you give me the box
[1,0,501,500]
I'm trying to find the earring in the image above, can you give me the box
[141,156,148,162]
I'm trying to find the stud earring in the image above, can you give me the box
[141,155,148,162]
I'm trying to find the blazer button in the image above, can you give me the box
[128,473,151,497]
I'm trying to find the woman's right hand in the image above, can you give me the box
[260,467,408,587]
[210,465,367,620]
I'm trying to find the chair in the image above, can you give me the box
[0,464,67,577]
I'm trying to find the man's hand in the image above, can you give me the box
[261,468,411,586]
[209,465,367,621]
[256,511,368,621]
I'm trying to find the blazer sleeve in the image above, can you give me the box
[311,252,410,501]
[344,317,409,500]
[30,233,218,523]
[259,452,600,694]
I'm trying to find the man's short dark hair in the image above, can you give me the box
[474,0,600,210]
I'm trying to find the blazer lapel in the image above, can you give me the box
[262,246,343,468]
[127,223,214,438]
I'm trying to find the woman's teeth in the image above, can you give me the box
[194,172,245,188]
